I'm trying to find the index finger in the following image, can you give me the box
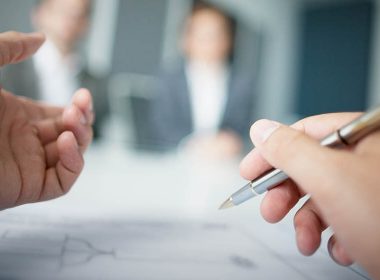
[0,31,45,67]
[291,112,362,140]
[240,112,361,181]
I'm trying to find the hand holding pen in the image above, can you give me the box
[233,110,380,280]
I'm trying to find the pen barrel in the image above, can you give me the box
[231,183,256,206]
[339,106,380,145]
[251,169,289,195]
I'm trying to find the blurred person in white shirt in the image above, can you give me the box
[151,1,255,159]
[2,0,109,139]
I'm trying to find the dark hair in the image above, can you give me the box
[190,1,237,62]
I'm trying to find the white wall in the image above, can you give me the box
[161,0,193,67]
[86,0,119,76]
[210,0,301,121]
[223,0,378,116]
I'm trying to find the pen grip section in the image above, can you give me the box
[251,169,289,195]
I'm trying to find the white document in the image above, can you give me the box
[0,212,368,280]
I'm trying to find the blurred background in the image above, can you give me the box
[0,0,378,155]
[0,2,375,277]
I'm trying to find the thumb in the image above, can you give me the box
[0,31,45,67]
[250,119,346,202]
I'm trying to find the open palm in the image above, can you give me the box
[0,32,93,209]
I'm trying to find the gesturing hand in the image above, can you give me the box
[0,32,94,209]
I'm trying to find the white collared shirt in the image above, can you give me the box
[33,39,80,106]
[186,61,229,134]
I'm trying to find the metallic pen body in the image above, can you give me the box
[220,106,380,210]
[230,169,288,206]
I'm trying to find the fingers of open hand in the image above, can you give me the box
[35,117,65,145]
[57,131,83,180]
[71,89,94,126]
[328,235,354,266]
[63,100,93,153]
[294,199,328,256]
[44,142,59,168]
[0,31,45,67]
[61,89,94,153]
[34,89,93,181]
[18,96,63,120]
[35,89,93,152]
[35,118,74,170]
[40,131,83,200]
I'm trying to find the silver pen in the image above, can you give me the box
[219,106,380,210]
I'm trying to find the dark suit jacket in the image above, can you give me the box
[1,59,109,139]
[150,65,256,149]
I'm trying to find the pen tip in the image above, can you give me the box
[219,198,235,210]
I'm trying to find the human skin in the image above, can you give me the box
[182,8,232,64]
[240,113,380,279]
[32,0,91,55]
[0,31,94,209]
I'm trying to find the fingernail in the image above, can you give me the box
[251,119,280,145]
[328,237,340,265]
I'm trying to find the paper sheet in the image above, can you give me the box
[0,212,368,280]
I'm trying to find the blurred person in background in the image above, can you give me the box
[151,1,255,159]
[1,0,109,139]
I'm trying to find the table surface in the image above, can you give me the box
[1,138,369,279]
